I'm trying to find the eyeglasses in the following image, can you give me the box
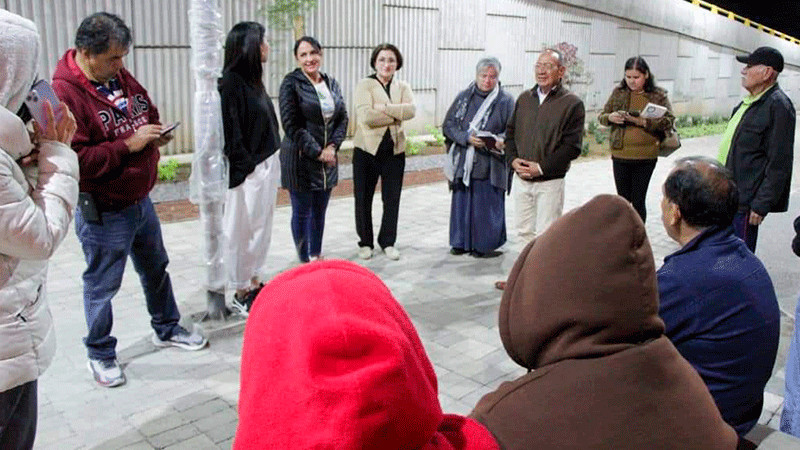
[535,63,558,72]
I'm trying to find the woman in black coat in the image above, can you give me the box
[219,22,280,311]
[279,36,348,262]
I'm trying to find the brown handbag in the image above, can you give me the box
[658,126,681,157]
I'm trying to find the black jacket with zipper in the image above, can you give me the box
[726,83,795,216]
[278,68,348,192]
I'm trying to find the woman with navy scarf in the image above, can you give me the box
[443,57,514,257]
[279,36,348,262]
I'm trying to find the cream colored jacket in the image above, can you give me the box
[353,77,415,155]
[0,106,79,392]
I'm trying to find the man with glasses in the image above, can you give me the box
[496,49,584,290]
[718,46,795,252]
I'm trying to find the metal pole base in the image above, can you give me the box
[198,290,231,322]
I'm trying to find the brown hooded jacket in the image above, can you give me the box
[470,194,738,449]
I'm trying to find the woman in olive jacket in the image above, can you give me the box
[279,36,348,262]
[598,56,674,222]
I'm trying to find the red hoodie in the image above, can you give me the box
[235,260,499,450]
[52,49,160,210]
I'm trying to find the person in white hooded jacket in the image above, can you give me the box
[0,9,79,449]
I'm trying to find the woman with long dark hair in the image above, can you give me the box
[279,36,348,262]
[352,43,415,261]
[598,56,675,221]
[219,22,281,312]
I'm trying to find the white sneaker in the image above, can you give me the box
[358,246,373,260]
[87,358,126,387]
[383,246,400,260]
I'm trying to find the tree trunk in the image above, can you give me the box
[293,14,304,40]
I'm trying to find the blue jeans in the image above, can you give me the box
[289,190,331,262]
[75,196,181,360]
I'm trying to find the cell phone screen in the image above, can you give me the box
[160,121,180,136]
[24,80,61,126]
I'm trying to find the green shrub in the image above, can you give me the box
[158,159,180,182]
[425,125,446,146]
[405,131,424,155]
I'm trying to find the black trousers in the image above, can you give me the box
[353,142,405,249]
[612,158,657,222]
[0,380,37,450]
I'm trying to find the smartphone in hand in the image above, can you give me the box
[160,121,180,136]
[24,80,61,126]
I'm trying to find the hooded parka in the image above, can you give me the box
[470,195,739,449]
[0,9,79,393]
[235,260,499,450]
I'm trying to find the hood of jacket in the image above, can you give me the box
[234,260,498,450]
[500,194,665,370]
[0,9,39,116]
[471,195,739,449]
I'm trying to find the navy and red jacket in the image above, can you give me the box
[52,49,161,210]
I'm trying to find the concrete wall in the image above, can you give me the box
[2,0,798,155]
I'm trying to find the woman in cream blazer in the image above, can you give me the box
[352,43,415,261]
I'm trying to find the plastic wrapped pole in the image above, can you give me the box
[188,0,230,319]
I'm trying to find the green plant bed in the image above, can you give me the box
[157,160,192,183]
[676,122,727,139]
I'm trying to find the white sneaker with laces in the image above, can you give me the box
[358,246,373,260]
[87,358,126,387]
[383,246,400,260]
[152,325,208,351]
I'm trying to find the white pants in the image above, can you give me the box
[514,174,565,242]
[223,153,280,290]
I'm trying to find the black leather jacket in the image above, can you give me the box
[726,83,795,215]
[278,68,348,191]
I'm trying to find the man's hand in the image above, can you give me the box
[468,135,485,148]
[124,124,162,153]
[512,158,541,180]
[152,132,174,148]
[749,211,764,226]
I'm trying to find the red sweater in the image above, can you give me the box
[52,49,161,210]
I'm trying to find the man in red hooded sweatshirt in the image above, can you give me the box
[52,12,207,389]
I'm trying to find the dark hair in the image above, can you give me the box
[369,43,403,71]
[75,12,132,55]
[618,56,657,92]
[223,22,265,86]
[663,156,739,228]
[293,36,322,57]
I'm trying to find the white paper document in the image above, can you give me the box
[640,103,667,119]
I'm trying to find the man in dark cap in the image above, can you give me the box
[718,46,795,252]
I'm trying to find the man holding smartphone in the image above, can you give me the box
[52,12,206,388]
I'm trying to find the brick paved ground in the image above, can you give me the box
[33,135,795,448]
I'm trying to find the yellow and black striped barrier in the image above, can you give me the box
[688,0,800,45]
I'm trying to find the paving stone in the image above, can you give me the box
[147,424,200,449]
[181,398,231,422]
[204,420,238,445]
[192,408,238,433]
[163,434,218,450]
[138,412,189,437]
